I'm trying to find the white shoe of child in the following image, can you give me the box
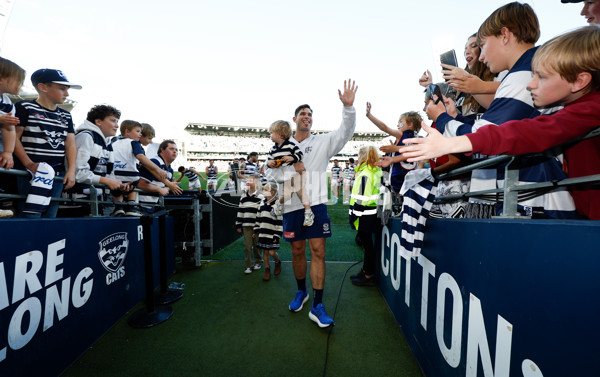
[303,209,315,227]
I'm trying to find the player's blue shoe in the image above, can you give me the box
[289,290,309,312]
[309,303,335,328]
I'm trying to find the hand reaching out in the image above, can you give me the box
[418,70,432,87]
[374,156,393,168]
[397,121,473,162]
[166,180,183,195]
[379,144,400,154]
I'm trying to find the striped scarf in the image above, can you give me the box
[23,162,56,214]
[398,169,437,258]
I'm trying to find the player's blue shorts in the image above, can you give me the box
[282,204,331,242]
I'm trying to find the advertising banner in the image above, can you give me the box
[0,216,174,376]
[378,218,600,377]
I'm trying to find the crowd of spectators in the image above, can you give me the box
[0,67,183,218]
[375,1,599,220]
[187,134,369,158]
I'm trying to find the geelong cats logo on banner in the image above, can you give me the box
[98,232,129,285]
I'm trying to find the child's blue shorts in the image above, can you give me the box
[282,203,331,242]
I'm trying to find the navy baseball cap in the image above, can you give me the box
[561,0,583,3]
[31,69,82,89]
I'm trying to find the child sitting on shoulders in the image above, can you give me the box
[254,182,283,281]
[111,120,169,216]
[266,120,314,227]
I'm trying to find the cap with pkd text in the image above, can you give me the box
[31,69,82,89]
[560,0,583,3]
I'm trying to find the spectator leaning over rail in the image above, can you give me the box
[137,139,183,214]
[417,2,578,219]
[399,26,600,220]
[14,69,81,218]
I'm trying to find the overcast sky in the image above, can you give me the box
[1,0,585,139]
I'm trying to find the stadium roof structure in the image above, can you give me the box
[184,122,389,141]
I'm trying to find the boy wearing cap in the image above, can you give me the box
[13,68,81,218]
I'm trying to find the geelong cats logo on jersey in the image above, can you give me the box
[98,232,129,285]
[42,129,67,149]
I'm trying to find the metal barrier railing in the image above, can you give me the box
[432,127,600,218]
[0,167,164,217]
[2,126,599,219]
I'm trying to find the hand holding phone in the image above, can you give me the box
[440,49,458,67]
[440,49,458,81]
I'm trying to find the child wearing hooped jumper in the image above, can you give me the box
[14,68,81,218]
[254,183,283,281]
[235,175,263,274]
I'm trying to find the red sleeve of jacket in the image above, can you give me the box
[467,91,600,156]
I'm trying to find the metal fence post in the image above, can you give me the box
[501,157,522,218]
[89,185,99,217]
[193,195,202,267]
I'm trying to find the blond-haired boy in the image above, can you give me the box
[266,120,314,226]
